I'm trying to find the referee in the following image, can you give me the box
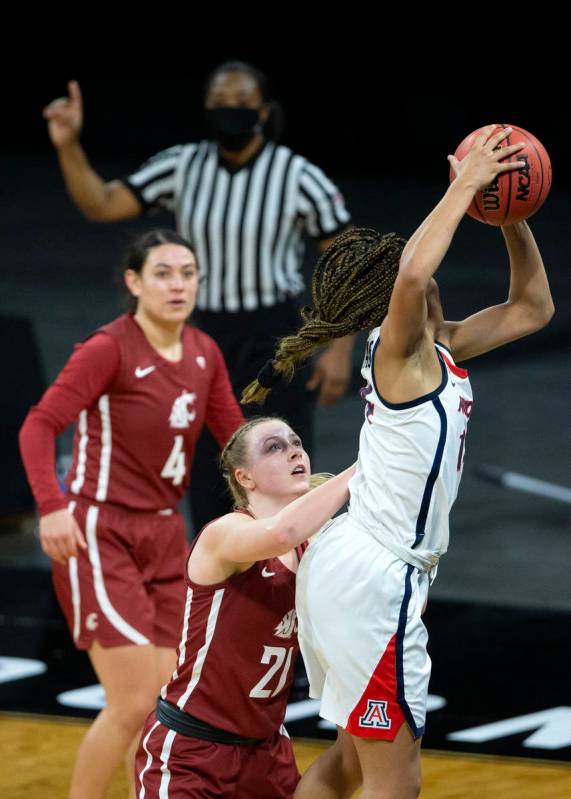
[43,63,352,531]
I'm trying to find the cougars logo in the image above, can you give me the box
[168,391,197,429]
[274,609,298,640]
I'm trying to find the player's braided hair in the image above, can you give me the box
[220,416,333,508]
[241,228,406,404]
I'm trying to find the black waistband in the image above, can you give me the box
[156,697,266,746]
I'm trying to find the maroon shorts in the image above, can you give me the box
[52,499,190,650]
[135,711,300,798]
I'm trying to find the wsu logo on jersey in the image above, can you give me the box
[85,613,99,631]
[169,391,197,429]
[359,699,392,729]
[274,609,298,640]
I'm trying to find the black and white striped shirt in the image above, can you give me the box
[124,141,351,313]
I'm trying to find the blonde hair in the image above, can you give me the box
[220,417,283,507]
[220,417,331,507]
[242,228,406,404]
[309,473,334,489]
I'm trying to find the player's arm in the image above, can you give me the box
[44,80,141,222]
[443,221,554,361]
[382,126,526,358]
[19,335,120,562]
[203,339,245,448]
[202,464,355,566]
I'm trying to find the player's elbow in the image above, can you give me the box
[83,206,107,223]
[270,520,299,556]
[528,297,555,332]
[84,184,139,223]
[396,261,430,293]
[542,298,555,325]
[83,202,119,223]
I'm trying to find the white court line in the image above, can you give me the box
[477,465,571,504]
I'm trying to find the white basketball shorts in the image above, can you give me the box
[296,512,430,740]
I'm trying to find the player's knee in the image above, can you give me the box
[364,764,421,799]
[107,690,156,731]
[409,773,422,798]
[379,780,421,799]
[401,766,422,799]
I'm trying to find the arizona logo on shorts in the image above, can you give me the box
[358,699,392,729]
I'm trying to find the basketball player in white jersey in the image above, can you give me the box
[241,125,554,798]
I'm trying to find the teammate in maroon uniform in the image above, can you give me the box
[19,229,244,799]
[135,416,355,798]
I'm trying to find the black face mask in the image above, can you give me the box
[205,107,262,151]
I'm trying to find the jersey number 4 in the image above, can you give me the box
[161,435,186,486]
[249,646,294,699]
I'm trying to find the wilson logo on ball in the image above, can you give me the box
[482,176,500,211]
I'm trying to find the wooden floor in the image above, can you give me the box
[1,714,570,798]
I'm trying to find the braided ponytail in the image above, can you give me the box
[241,228,406,405]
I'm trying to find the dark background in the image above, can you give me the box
[4,76,569,329]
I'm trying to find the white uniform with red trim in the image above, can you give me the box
[296,327,473,740]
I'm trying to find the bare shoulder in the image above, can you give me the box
[197,511,251,548]
[189,511,255,583]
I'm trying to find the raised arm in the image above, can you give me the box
[43,80,141,222]
[382,125,526,358]
[444,221,554,361]
[199,464,355,568]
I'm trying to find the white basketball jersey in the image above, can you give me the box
[348,327,474,571]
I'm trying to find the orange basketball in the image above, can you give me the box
[451,124,552,226]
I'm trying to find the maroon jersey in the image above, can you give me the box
[162,531,305,739]
[20,314,244,514]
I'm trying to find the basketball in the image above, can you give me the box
[451,125,552,226]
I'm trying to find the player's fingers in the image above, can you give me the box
[56,533,76,561]
[305,368,321,392]
[475,124,498,147]
[447,155,460,175]
[74,524,87,551]
[487,126,513,150]
[68,80,82,106]
[318,378,347,408]
[497,160,527,173]
[42,98,70,118]
[43,537,67,564]
[66,540,78,559]
[494,142,526,161]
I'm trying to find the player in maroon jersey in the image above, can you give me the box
[19,229,244,799]
[134,416,355,798]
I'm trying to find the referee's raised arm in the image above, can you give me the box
[43,80,141,222]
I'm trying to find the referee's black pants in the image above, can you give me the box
[189,299,316,535]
